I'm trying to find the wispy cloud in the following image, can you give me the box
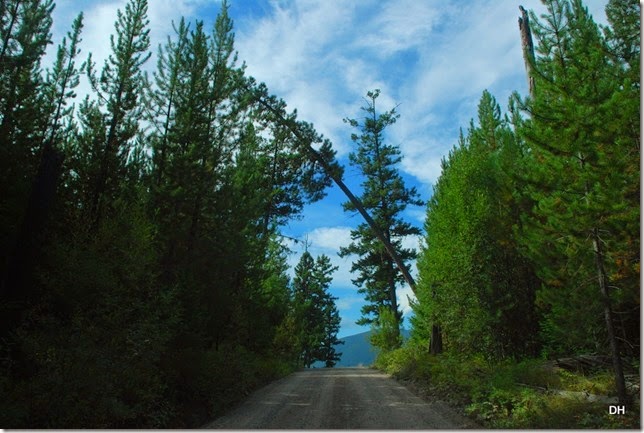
[354,0,443,57]
[235,0,608,189]
[48,0,610,338]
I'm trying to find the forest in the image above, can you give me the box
[0,0,639,429]
[0,0,343,427]
[377,0,639,428]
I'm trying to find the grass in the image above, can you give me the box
[374,346,640,429]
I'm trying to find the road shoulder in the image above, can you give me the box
[388,373,481,429]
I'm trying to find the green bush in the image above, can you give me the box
[373,344,639,429]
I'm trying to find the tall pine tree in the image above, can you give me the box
[515,0,639,404]
[339,89,422,346]
[414,91,541,358]
[292,251,341,367]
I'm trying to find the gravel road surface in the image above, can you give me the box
[205,367,477,429]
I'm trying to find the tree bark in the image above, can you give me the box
[591,227,628,404]
[430,324,443,355]
[519,6,536,97]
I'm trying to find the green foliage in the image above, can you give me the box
[0,0,56,291]
[375,345,640,429]
[291,251,342,367]
[514,0,640,358]
[413,4,639,396]
[0,0,331,428]
[0,0,639,428]
[415,90,540,359]
[340,89,422,340]
[370,306,402,352]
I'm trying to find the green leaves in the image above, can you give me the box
[340,90,422,339]
[291,251,341,367]
[516,0,639,359]
[416,90,540,358]
[1,0,340,427]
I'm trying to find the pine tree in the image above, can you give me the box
[86,0,151,229]
[0,0,56,336]
[515,0,639,404]
[0,0,54,171]
[339,89,422,347]
[314,255,343,367]
[0,0,345,426]
[320,291,343,367]
[148,17,189,190]
[415,91,541,358]
[292,251,339,367]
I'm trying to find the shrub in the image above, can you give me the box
[372,343,640,429]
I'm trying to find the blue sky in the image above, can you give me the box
[47,0,609,338]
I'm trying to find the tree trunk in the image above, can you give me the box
[518,6,536,97]
[248,82,444,354]
[591,227,628,405]
[249,86,417,292]
[430,324,443,355]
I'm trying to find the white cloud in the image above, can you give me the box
[46,0,610,340]
[307,226,352,252]
[397,284,416,319]
[354,0,443,57]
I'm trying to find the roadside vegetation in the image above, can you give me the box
[0,0,341,427]
[371,0,640,430]
[375,345,640,429]
[0,0,638,428]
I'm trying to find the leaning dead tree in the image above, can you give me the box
[245,79,443,353]
[245,80,416,290]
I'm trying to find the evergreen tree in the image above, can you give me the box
[320,291,343,367]
[315,255,343,367]
[0,0,345,426]
[0,5,79,337]
[0,0,55,294]
[292,251,340,367]
[85,0,151,229]
[147,17,189,190]
[515,0,639,404]
[414,91,541,358]
[339,89,422,346]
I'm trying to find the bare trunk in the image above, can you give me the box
[249,88,417,293]
[575,150,628,404]
[248,82,444,354]
[518,6,536,97]
[430,324,443,355]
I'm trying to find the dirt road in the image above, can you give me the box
[205,368,477,429]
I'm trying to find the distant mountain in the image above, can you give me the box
[335,330,378,367]
[312,329,411,368]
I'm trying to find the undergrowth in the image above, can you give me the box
[374,346,640,429]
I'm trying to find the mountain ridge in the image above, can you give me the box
[313,329,411,368]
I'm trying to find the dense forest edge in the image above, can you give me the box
[372,0,640,429]
[0,0,344,427]
[0,0,639,429]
